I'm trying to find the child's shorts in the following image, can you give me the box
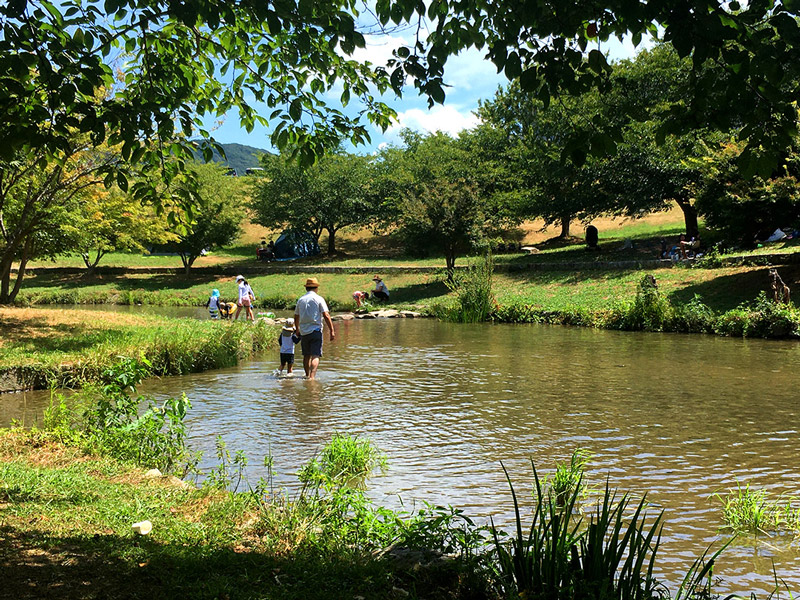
[280,352,295,365]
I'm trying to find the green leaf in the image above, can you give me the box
[289,99,302,122]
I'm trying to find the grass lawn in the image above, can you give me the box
[18,205,800,273]
[15,262,797,316]
[0,307,274,390]
[0,432,410,600]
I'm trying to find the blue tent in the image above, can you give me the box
[273,230,320,259]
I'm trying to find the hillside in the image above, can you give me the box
[194,142,271,174]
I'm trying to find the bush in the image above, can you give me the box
[442,253,495,323]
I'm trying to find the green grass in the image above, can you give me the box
[0,309,275,390]
[15,270,450,311]
[0,430,489,600]
[717,482,800,536]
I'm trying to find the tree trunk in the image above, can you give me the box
[180,253,193,275]
[327,228,337,255]
[445,251,456,283]
[676,198,699,238]
[1,236,33,304]
[0,260,11,304]
[559,214,571,238]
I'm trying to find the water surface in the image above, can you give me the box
[7,317,800,593]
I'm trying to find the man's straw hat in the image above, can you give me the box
[305,277,319,288]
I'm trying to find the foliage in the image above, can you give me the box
[544,448,593,509]
[61,185,175,271]
[441,252,496,323]
[625,274,672,331]
[490,461,666,600]
[378,131,515,275]
[168,162,244,273]
[374,0,800,177]
[297,433,387,492]
[253,151,377,254]
[695,141,800,247]
[204,436,249,493]
[715,481,800,538]
[0,142,118,303]
[1,0,399,196]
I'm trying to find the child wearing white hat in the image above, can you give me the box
[278,318,301,374]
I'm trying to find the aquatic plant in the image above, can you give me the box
[80,357,194,473]
[298,433,387,491]
[544,448,593,509]
[491,460,667,600]
[716,482,800,536]
[441,252,495,323]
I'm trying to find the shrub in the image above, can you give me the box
[442,253,495,323]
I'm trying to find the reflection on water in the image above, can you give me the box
[6,317,800,593]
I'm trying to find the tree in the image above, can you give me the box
[372,0,800,176]
[252,152,376,255]
[0,141,118,303]
[695,140,800,246]
[61,186,175,272]
[477,84,612,238]
[378,131,514,276]
[170,163,243,273]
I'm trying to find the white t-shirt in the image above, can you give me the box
[295,290,329,335]
[238,282,254,302]
[374,280,389,296]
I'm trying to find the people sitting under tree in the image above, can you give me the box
[371,275,390,301]
[680,234,701,259]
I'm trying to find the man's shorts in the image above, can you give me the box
[280,352,295,365]
[300,330,323,357]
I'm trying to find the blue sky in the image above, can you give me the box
[205,32,650,155]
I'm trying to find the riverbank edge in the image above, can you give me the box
[0,314,275,394]
[0,429,471,600]
[10,250,800,276]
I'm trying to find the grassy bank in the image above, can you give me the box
[0,307,274,391]
[13,261,800,339]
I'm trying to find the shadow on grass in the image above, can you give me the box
[390,279,451,304]
[499,268,642,286]
[25,273,225,293]
[667,265,800,312]
[0,525,402,600]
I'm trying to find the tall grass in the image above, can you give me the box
[717,482,800,536]
[490,458,737,600]
[438,253,496,323]
[0,317,274,391]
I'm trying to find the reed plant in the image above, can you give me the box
[441,252,496,323]
[544,448,593,509]
[716,482,800,536]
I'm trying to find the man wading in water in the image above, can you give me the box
[294,277,335,379]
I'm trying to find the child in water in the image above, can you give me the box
[278,317,301,374]
[206,289,222,319]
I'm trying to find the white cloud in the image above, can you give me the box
[388,104,480,137]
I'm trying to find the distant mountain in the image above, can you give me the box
[194,142,271,174]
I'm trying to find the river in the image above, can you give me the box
[5,316,800,594]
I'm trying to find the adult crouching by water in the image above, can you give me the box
[294,277,335,380]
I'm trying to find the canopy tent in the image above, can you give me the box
[273,230,320,259]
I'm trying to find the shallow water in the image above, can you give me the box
[7,316,800,594]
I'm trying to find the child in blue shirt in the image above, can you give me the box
[278,318,301,374]
[206,289,222,319]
